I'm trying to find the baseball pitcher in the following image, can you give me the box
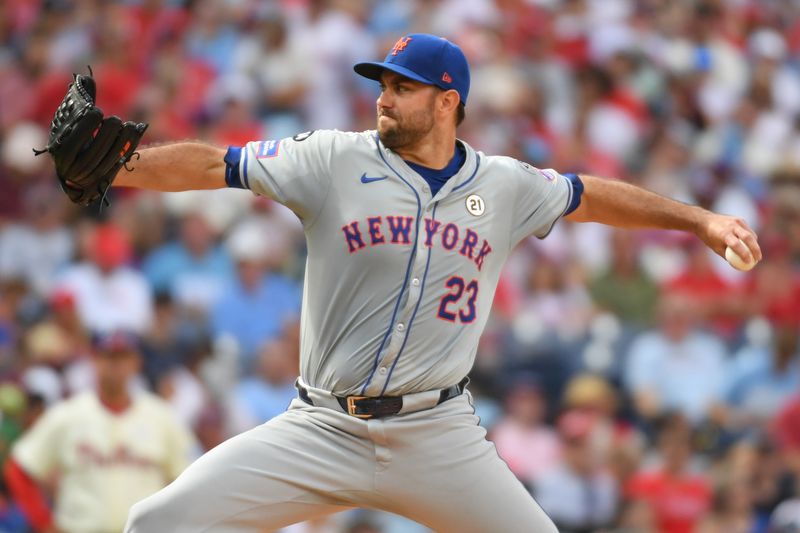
[37,33,760,533]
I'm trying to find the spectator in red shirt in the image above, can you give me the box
[773,394,800,481]
[745,236,800,328]
[626,413,712,533]
[664,241,740,337]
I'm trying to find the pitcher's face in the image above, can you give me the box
[376,71,438,150]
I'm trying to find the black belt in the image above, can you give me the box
[297,377,469,419]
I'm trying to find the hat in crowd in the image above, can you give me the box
[92,330,141,354]
[49,289,76,311]
[563,374,617,411]
[508,370,543,390]
[226,221,269,263]
[22,366,62,406]
[24,322,71,364]
[770,499,800,533]
[0,383,26,417]
[354,33,470,106]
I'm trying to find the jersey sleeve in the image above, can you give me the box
[225,130,335,225]
[509,161,581,246]
[11,403,68,481]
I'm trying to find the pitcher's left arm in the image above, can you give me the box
[565,174,761,264]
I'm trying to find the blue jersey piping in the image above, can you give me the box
[452,154,481,192]
[359,135,423,394]
[380,202,439,395]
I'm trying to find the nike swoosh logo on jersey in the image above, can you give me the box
[360,173,388,184]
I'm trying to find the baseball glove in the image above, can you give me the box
[33,69,148,206]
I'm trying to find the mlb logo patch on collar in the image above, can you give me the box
[257,140,281,158]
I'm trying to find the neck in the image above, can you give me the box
[98,387,131,413]
[664,463,686,478]
[392,126,457,169]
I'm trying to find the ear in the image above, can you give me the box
[438,89,461,117]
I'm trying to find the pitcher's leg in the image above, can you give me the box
[125,401,373,533]
[376,395,558,533]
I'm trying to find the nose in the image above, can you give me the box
[377,88,393,110]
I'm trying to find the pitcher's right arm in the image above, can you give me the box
[114,142,227,191]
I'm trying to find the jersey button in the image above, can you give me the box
[396,323,405,332]
[379,367,388,375]
[423,185,430,193]
[411,278,420,286]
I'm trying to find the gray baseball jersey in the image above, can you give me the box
[125,130,574,533]
[237,130,574,396]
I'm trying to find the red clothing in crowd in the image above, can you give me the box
[773,395,800,450]
[744,268,800,327]
[664,267,740,336]
[626,469,712,533]
[3,460,52,530]
[665,268,732,299]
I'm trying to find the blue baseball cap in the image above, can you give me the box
[354,33,470,106]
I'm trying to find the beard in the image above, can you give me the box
[377,102,436,150]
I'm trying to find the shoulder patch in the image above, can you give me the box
[518,160,559,183]
[540,169,558,182]
[256,139,280,158]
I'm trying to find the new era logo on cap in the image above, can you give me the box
[353,33,470,106]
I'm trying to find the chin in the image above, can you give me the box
[377,128,397,148]
[377,123,396,141]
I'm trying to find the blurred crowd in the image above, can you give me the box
[1,0,800,532]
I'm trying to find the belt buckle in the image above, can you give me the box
[346,396,373,419]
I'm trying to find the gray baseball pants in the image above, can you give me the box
[124,390,557,532]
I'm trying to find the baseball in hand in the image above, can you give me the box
[725,240,757,271]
